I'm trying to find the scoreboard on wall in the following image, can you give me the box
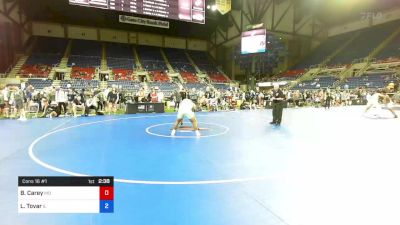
[18,176,114,213]
[69,0,206,24]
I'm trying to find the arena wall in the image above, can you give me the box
[100,29,128,43]
[32,22,64,38]
[30,21,209,52]
[67,25,98,40]
[137,33,163,47]
[187,39,207,51]
[328,7,400,37]
[164,37,186,49]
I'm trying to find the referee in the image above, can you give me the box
[270,84,285,126]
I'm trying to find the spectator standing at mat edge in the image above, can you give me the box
[270,84,285,126]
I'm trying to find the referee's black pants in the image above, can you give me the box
[272,101,284,124]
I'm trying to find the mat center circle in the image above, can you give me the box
[145,122,229,138]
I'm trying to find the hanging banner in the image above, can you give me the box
[119,15,170,29]
[216,0,231,15]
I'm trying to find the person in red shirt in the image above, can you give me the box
[150,88,158,103]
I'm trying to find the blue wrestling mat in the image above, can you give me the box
[1,106,400,225]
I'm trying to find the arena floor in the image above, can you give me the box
[1,106,400,225]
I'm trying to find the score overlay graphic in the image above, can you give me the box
[18,176,114,213]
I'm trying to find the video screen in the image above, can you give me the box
[69,0,206,24]
[241,29,266,54]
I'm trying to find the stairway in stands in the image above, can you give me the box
[184,51,202,74]
[56,40,73,80]
[8,55,28,78]
[7,37,38,78]
[52,80,61,87]
[101,43,108,71]
[133,46,143,70]
[292,31,361,87]
[354,25,400,77]
[160,48,175,73]
[323,31,361,67]
[100,81,108,90]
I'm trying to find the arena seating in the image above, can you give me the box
[163,48,196,72]
[180,72,199,83]
[20,37,68,77]
[27,79,53,90]
[341,73,398,89]
[148,81,178,97]
[292,75,339,90]
[70,40,102,56]
[68,55,101,68]
[277,75,300,82]
[33,37,68,54]
[61,80,100,89]
[106,43,136,70]
[213,83,230,90]
[184,83,208,91]
[108,80,142,91]
[376,32,400,60]
[188,50,219,73]
[149,71,170,82]
[113,69,134,80]
[292,32,356,69]
[71,67,96,80]
[208,73,229,83]
[25,54,62,67]
[20,64,52,78]
[280,69,306,77]
[136,46,168,71]
[330,21,400,65]
[68,40,102,68]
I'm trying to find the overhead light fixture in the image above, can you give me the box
[211,5,218,11]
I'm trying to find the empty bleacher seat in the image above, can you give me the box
[70,40,102,56]
[71,67,96,80]
[184,83,207,91]
[113,69,134,80]
[108,80,142,91]
[213,83,230,90]
[164,48,196,73]
[136,46,168,71]
[68,55,101,68]
[180,72,198,83]
[292,75,339,90]
[150,71,170,82]
[148,82,178,97]
[208,73,229,83]
[377,32,400,61]
[341,73,398,89]
[67,40,102,68]
[19,37,68,78]
[61,80,100,90]
[27,79,53,90]
[106,43,136,70]
[188,50,220,73]
[330,21,400,65]
[20,64,52,78]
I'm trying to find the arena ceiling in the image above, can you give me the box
[18,0,400,40]
[19,0,224,39]
[301,0,400,26]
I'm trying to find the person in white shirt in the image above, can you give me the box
[171,92,200,137]
[364,89,398,118]
[1,86,9,118]
[157,90,164,103]
[55,86,67,115]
